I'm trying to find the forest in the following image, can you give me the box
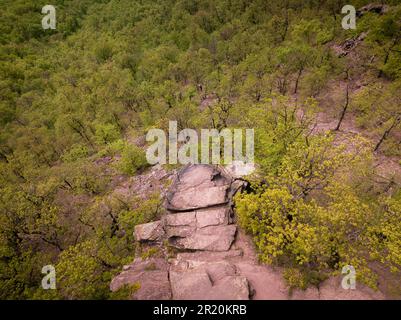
[0,0,400,299]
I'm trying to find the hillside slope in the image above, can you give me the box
[0,0,400,299]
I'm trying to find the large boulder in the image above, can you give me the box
[169,270,213,300]
[163,207,229,237]
[171,225,237,251]
[172,164,230,191]
[110,258,171,300]
[112,164,253,300]
[169,260,249,300]
[166,164,232,211]
[196,207,229,228]
[163,206,232,247]
[207,276,250,300]
[164,211,197,238]
[167,185,230,211]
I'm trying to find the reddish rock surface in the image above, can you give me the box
[110,258,171,300]
[112,164,386,300]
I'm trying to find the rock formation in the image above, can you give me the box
[332,32,368,57]
[111,164,385,300]
[111,164,251,299]
[356,4,389,17]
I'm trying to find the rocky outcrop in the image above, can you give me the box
[134,164,242,252]
[165,164,232,211]
[110,258,171,300]
[332,32,368,57]
[170,267,249,300]
[171,225,237,252]
[111,164,250,300]
[356,4,388,17]
[332,3,389,58]
[169,251,250,300]
[111,164,385,300]
[164,207,230,237]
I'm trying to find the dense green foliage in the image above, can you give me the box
[0,0,400,298]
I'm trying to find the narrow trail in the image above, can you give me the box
[111,164,384,300]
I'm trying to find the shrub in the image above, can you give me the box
[61,144,89,162]
[234,135,396,290]
[95,123,120,145]
[117,145,148,175]
[95,44,114,63]
[97,139,126,157]
[283,268,308,291]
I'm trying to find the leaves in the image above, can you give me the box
[1,0,401,299]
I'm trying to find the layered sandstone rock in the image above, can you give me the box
[135,164,242,252]
[165,164,232,211]
[112,164,249,300]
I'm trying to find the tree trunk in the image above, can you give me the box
[294,67,304,94]
[378,38,397,78]
[374,115,401,152]
[335,83,350,131]
[281,4,289,42]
